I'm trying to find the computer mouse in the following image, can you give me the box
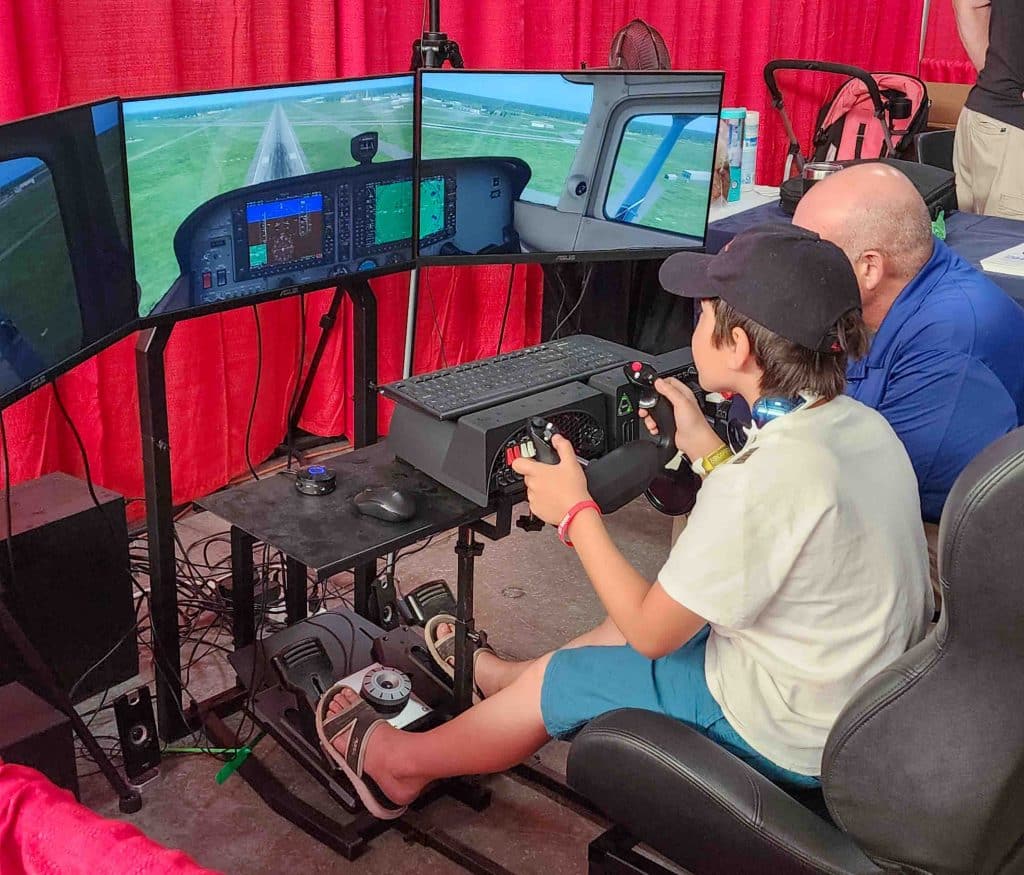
[352,487,416,523]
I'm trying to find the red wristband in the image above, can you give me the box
[558,500,601,547]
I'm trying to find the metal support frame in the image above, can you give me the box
[587,827,676,875]
[403,0,465,382]
[137,279,379,742]
[453,526,485,713]
[136,324,187,742]
[286,278,378,450]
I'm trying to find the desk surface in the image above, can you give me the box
[196,442,491,576]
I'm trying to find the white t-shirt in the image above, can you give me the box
[659,394,931,776]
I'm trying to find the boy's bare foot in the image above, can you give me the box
[326,688,427,807]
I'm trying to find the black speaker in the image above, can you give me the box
[114,686,161,782]
[0,682,79,798]
[0,472,138,703]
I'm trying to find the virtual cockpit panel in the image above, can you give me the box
[124,75,416,320]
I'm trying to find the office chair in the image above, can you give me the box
[915,129,955,172]
[567,425,1024,874]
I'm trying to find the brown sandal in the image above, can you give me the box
[423,613,494,703]
[315,681,406,820]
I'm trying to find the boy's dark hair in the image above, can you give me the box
[710,299,869,400]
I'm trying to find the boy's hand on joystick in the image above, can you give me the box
[641,377,723,461]
[511,434,591,526]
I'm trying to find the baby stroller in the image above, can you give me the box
[764,59,930,180]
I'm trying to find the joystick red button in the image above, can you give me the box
[631,362,642,372]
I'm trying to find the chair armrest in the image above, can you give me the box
[566,710,884,875]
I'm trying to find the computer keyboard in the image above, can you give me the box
[381,335,636,420]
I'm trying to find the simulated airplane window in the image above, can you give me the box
[0,156,79,394]
[124,76,416,319]
[417,71,725,263]
[605,113,717,238]
[0,98,137,405]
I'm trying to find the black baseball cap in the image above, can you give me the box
[658,224,861,352]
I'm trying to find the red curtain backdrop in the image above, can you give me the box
[921,1,976,84]
[0,0,923,507]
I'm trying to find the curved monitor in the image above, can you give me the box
[0,99,137,408]
[415,70,725,264]
[124,74,416,323]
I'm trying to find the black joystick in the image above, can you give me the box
[526,417,560,465]
[622,362,676,461]
[516,417,560,534]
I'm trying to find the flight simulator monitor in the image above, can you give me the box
[123,74,416,320]
[0,99,137,407]
[417,70,725,264]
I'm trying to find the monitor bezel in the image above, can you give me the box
[0,97,139,412]
[413,68,726,267]
[126,72,418,328]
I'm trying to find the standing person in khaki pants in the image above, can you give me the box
[953,0,1024,219]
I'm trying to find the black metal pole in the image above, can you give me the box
[347,279,378,448]
[453,526,484,713]
[285,556,308,625]
[286,287,345,446]
[136,325,189,743]
[230,527,256,650]
[429,0,441,32]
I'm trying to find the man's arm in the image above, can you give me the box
[569,509,707,658]
[953,0,992,72]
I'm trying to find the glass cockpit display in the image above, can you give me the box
[123,75,416,319]
[0,99,136,406]
[417,70,725,263]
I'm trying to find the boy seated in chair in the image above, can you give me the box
[315,225,933,820]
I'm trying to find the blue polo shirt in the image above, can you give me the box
[846,239,1024,522]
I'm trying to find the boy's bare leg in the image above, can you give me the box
[327,653,554,805]
[437,616,626,697]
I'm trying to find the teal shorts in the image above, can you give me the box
[540,626,820,790]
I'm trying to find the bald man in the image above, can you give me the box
[792,163,1024,594]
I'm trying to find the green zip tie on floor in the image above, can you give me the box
[215,731,267,785]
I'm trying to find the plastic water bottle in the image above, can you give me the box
[741,110,759,191]
[721,108,746,203]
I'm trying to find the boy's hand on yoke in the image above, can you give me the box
[511,434,592,526]
[641,377,724,461]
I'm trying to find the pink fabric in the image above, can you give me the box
[820,74,927,160]
[0,761,218,875]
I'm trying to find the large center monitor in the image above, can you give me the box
[123,74,416,321]
[0,99,137,407]
[416,70,725,264]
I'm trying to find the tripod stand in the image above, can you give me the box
[403,0,464,380]
[0,586,142,812]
